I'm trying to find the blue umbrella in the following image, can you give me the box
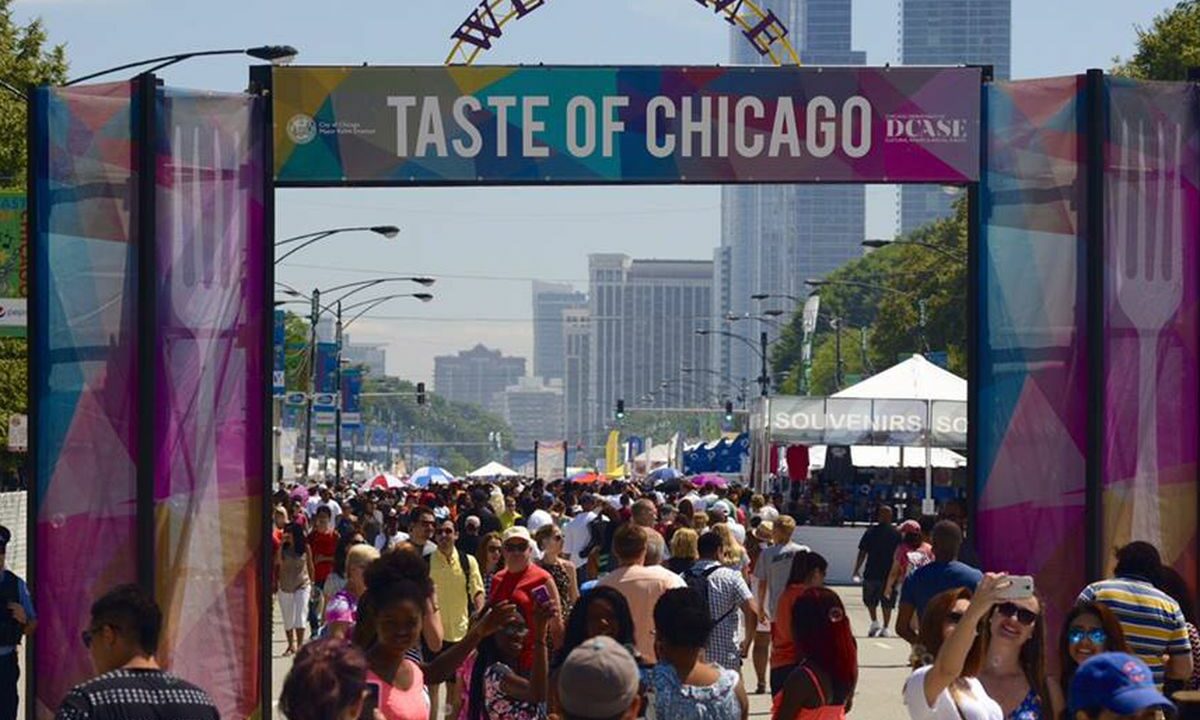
[408,465,455,487]
[647,466,683,486]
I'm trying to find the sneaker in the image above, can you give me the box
[879,627,891,638]
[868,621,881,638]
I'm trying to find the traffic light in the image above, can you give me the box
[615,399,625,420]
[416,382,426,406]
[724,400,734,422]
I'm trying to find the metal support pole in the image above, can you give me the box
[924,399,934,516]
[1084,68,1106,583]
[834,318,844,390]
[135,72,158,597]
[303,289,319,478]
[758,331,769,397]
[335,301,343,486]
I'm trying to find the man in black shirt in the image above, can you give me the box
[852,505,901,638]
[55,584,219,720]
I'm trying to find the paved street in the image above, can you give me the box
[269,585,912,719]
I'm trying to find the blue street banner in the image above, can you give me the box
[273,310,286,397]
[313,392,337,426]
[341,368,363,429]
[316,342,338,393]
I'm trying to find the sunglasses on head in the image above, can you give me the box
[1068,627,1107,646]
[995,602,1038,625]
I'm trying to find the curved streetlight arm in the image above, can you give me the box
[66,46,297,86]
[806,278,917,298]
[0,79,24,100]
[696,329,764,360]
[275,230,339,264]
[863,238,965,263]
[323,277,435,304]
[751,292,804,305]
[343,293,432,329]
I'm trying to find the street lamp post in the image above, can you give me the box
[805,278,930,353]
[696,329,770,397]
[862,238,965,263]
[275,225,400,265]
[66,45,298,85]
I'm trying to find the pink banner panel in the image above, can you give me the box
[32,81,140,717]
[976,77,1089,650]
[1102,79,1200,590]
[152,87,266,719]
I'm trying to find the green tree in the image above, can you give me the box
[1114,1,1200,81]
[770,199,967,393]
[0,0,68,188]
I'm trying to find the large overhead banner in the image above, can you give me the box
[271,65,981,186]
[768,396,968,448]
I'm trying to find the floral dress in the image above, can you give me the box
[483,662,546,720]
[644,662,742,720]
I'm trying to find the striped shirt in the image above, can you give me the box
[1078,577,1191,685]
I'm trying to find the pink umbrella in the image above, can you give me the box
[288,485,310,503]
[691,473,729,489]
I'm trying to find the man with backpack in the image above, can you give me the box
[688,531,758,672]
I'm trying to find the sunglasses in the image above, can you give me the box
[995,602,1038,626]
[487,545,502,553]
[435,528,455,536]
[503,543,529,553]
[1068,627,1107,646]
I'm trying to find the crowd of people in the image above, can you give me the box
[15,475,1193,719]
[261,476,1198,720]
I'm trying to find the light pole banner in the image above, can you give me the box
[0,192,26,338]
[273,310,286,397]
[341,367,363,429]
[271,65,981,186]
[768,396,967,447]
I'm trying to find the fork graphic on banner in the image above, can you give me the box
[1111,118,1183,548]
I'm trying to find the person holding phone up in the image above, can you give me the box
[489,526,565,670]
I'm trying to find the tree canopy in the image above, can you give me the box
[769,199,967,395]
[0,0,68,188]
[1115,1,1200,81]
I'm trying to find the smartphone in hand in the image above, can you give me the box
[530,583,552,606]
[996,575,1035,600]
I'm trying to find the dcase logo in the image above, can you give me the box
[286,114,318,145]
[885,114,970,143]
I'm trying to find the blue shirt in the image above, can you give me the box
[900,560,982,616]
[0,573,34,656]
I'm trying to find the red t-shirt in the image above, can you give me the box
[309,529,339,584]
[771,583,807,669]
[489,563,554,670]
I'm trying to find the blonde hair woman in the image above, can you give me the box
[712,522,749,575]
[666,528,700,576]
[324,543,380,641]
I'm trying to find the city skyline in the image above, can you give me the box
[12,0,1175,384]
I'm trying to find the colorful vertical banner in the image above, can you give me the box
[32,81,141,716]
[271,66,982,185]
[975,77,1089,639]
[152,85,266,719]
[315,341,337,392]
[273,310,286,397]
[341,367,362,429]
[1102,79,1199,588]
[0,191,26,337]
[535,440,566,481]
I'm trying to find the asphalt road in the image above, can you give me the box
[269,585,913,719]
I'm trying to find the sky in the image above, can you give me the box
[12,0,1174,383]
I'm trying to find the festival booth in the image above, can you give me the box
[467,461,520,480]
[23,24,1200,716]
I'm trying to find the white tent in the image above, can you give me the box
[467,461,519,478]
[833,353,965,402]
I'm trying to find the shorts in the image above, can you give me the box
[862,580,894,610]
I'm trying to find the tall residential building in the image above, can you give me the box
[433,344,526,411]
[588,254,714,445]
[898,0,1011,234]
[720,0,867,388]
[563,308,591,447]
[494,376,566,449]
[531,281,587,382]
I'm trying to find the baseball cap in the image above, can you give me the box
[1068,653,1174,715]
[557,636,640,718]
[899,520,922,534]
[502,526,533,547]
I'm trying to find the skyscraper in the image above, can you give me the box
[898,0,1011,234]
[531,281,587,382]
[493,376,565,449]
[433,344,526,412]
[720,0,867,389]
[588,254,713,444]
[563,307,591,446]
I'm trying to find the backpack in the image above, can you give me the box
[684,564,739,627]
